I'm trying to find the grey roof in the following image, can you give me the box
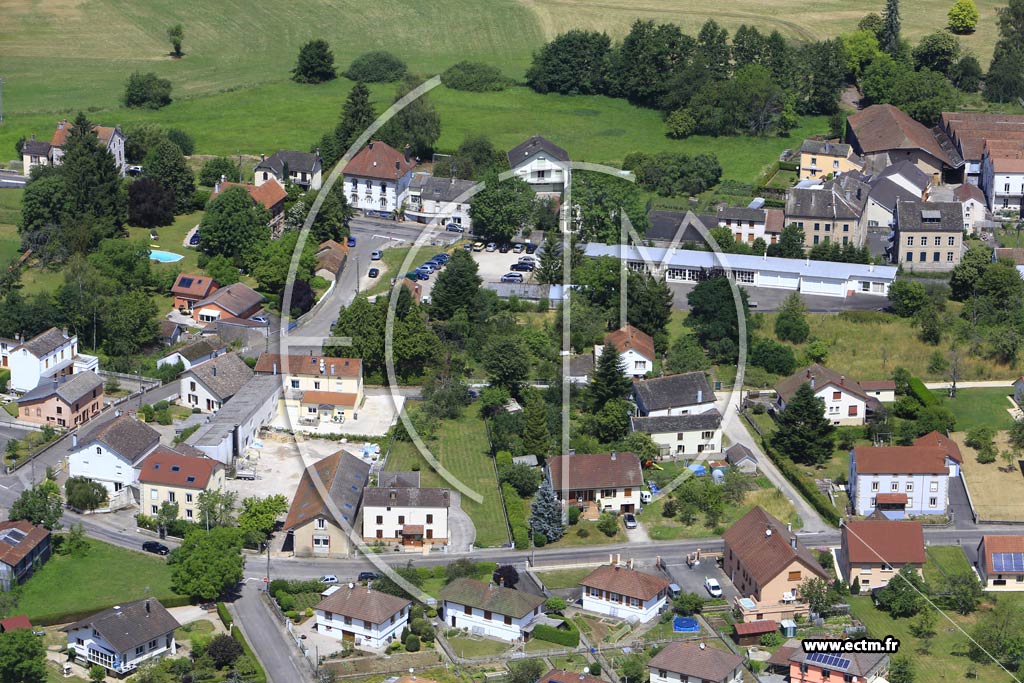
[876,160,931,191]
[785,185,863,220]
[186,375,282,448]
[725,443,757,465]
[633,372,716,414]
[646,210,709,243]
[630,410,722,433]
[507,135,569,167]
[363,487,451,508]
[895,200,963,233]
[409,174,477,203]
[512,454,540,467]
[254,150,321,176]
[186,353,253,400]
[789,649,889,678]
[87,416,160,464]
[22,139,51,156]
[717,206,765,223]
[569,354,594,378]
[483,282,551,300]
[64,599,179,653]
[18,370,103,405]
[800,139,854,157]
[440,578,545,617]
[377,471,420,488]
[195,283,266,317]
[867,178,918,213]
[169,337,225,363]
[17,327,70,358]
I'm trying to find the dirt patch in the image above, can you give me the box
[954,431,1024,521]
[224,434,348,501]
[324,649,442,676]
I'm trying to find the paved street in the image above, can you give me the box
[231,582,311,683]
[667,281,889,313]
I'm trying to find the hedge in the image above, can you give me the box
[778,160,800,172]
[533,619,580,647]
[33,594,193,627]
[217,602,233,630]
[908,377,938,407]
[501,482,530,550]
[759,436,840,527]
[231,625,267,683]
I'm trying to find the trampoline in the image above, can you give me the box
[673,617,700,633]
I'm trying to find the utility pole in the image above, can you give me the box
[0,78,4,124]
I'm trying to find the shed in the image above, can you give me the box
[733,619,778,646]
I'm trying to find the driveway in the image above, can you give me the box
[447,490,476,551]
[625,518,651,543]
[948,474,977,530]
[662,552,738,602]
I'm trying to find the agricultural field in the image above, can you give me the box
[954,430,1024,522]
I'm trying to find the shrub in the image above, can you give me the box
[752,403,767,415]
[908,377,938,407]
[567,506,581,525]
[123,72,173,109]
[441,61,511,91]
[343,51,407,82]
[576,527,590,538]
[760,631,783,647]
[596,511,618,537]
[533,619,580,647]
[545,597,567,611]
[533,532,548,547]
[502,482,530,549]
[208,633,244,669]
[404,634,420,652]
[589,663,601,676]
[292,39,337,84]
[216,602,233,630]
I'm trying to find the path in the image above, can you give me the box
[447,490,477,551]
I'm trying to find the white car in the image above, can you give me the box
[320,574,339,584]
[704,577,722,597]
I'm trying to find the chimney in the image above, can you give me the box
[404,144,411,163]
[146,600,151,615]
[212,366,217,377]
[840,375,845,386]
[611,451,617,460]
[261,153,266,162]
[810,376,815,389]
[30,133,35,141]
[790,536,798,550]
[214,181,220,194]
[787,522,792,532]
[221,174,227,184]
[368,141,374,150]
[395,161,400,171]
[330,364,335,375]
[765,527,772,538]
[699,642,706,650]
[349,582,355,589]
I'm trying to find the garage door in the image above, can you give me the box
[758,270,799,290]
[800,277,845,296]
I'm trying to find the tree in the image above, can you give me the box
[379,75,441,158]
[596,511,618,537]
[859,13,885,39]
[889,655,916,683]
[144,137,195,214]
[949,0,980,33]
[207,634,243,669]
[950,54,983,92]
[985,0,1024,102]
[342,51,407,83]
[292,39,336,83]
[0,627,46,683]
[483,336,530,396]
[665,109,696,139]
[672,591,705,616]
[441,61,510,92]
[128,177,175,228]
[196,489,238,528]
[775,292,810,343]
[530,480,564,543]
[526,30,611,95]
[608,20,693,106]
[876,564,927,617]
[156,501,179,537]
[123,72,173,109]
[880,0,902,55]
[915,304,943,345]
[626,271,673,352]
[591,345,632,411]
[170,527,245,600]
[769,224,806,259]
[101,290,159,356]
[751,338,797,375]
[521,389,551,457]
[950,244,993,300]
[665,334,711,374]
[912,31,961,76]
[64,476,108,511]
[968,596,1024,669]
[686,277,749,364]
[468,174,534,244]
[590,399,632,443]
[889,280,928,317]
[167,24,184,56]
[251,231,316,295]
[198,157,242,186]
[910,605,937,649]
[199,186,270,264]
[799,577,834,614]
[772,383,835,466]
[430,250,482,320]
[508,659,545,683]
[792,39,846,115]
[432,136,506,181]
[945,572,983,615]
[237,494,288,545]
[332,82,377,158]
[493,565,520,589]
[841,30,884,80]
[9,485,62,530]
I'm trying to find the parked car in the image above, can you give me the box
[320,575,339,584]
[525,243,538,254]
[414,269,430,281]
[188,232,201,246]
[418,263,436,274]
[498,243,511,253]
[142,541,169,556]
[347,236,357,247]
[463,243,473,251]
[513,243,525,253]
[473,242,485,252]
[501,273,524,283]
[510,262,534,272]
[432,253,450,263]
[370,250,383,260]
[250,314,269,324]
[446,223,465,233]
[623,513,638,529]
[368,268,380,278]
[358,571,378,582]
[518,255,537,264]
[485,242,497,252]
[704,577,722,597]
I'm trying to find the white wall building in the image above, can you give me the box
[405,174,475,229]
[66,600,178,675]
[849,446,950,517]
[313,584,411,649]
[361,487,450,547]
[507,135,570,195]
[579,564,671,623]
[981,143,1024,213]
[185,375,281,465]
[342,141,416,218]
[630,412,722,457]
[594,324,655,379]
[633,372,718,417]
[179,353,253,414]
[67,416,160,505]
[547,452,645,515]
[775,364,875,426]
[439,578,545,641]
[648,641,745,683]
[9,327,98,393]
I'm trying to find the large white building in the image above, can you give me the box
[179,353,253,414]
[439,578,545,641]
[67,416,161,507]
[584,244,896,299]
[65,599,179,675]
[579,564,671,623]
[630,412,722,457]
[507,135,570,195]
[774,364,878,427]
[848,445,951,517]
[981,140,1024,213]
[405,174,475,229]
[361,486,450,548]
[9,327,98,394]
[342,141,416,218]
[313,584,411,649]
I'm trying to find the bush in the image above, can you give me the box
[292,39,336,84]
[533,619,580,647]
[199,157,242,186]
[207,633,244,669]
[533,532,548,547]
[502,482,530,549]
[545,597,567,611]
[343,51,407,82]
[567,506,581,525]
[404,634,420,652]
[217,602,233,630]
[123,72,173,109]
[589,663,601,675]
[441,61,511,91]
[908,377,938,407]
[760,631,783,647]
[596,511,618,537]
[576,527,590,538]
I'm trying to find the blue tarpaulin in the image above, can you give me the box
[673,617,700,632]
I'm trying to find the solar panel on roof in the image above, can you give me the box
[806,652,851,671]
[993,552,1024,572]
[179,277,194,288]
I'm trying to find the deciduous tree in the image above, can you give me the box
[123,72,173,109]
[9,484,62,530]
[199,186,270,264]
[144,137,195,213]
[379,75,441,158]
[64,476,108,511]
[170,527,245,600]
[664,334,710,374]
[167,24,184,56]
[948,0,980,32]
[468,174,535,244]
[526,30,611,95]
[877,564,927,617]
[342,51,406,83]
[775,292,810,343]
[0,628,46,683]
[128,177,176,228]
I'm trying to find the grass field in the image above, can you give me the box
[534,567,595,590]
[0,190,23,266]
[954,430,1024,522]
[642,481,801,540]
[923,545,973,586]
[384,405,509,547]
[19,537,181,624]
[447,634,511,658]
[937,387,1017,432]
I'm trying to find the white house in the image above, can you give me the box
[65,599,178,675]
[546,451,644,515]
[254,150,322,191]
[184,375,282,465]
[439,578,545,641]
[361,486,450,548]
[848,445,950,517]
[9,327,98,393]
[775,364,877,426]
[714,205,784,245]
[594,325,655,379]
[68,416,160,507]
[579,564,671,622]
[955,182,989,232]
[313,584,411,648]
[156,338,227,371]
[630,412,722,457]
[981,140,1024,213]
[405,174,475,229]
[913,430,963,477]
[633,372,717,417]
[648,641,745,683]
[179,353,253,413]
[342,141,416,218]
[507,135,570,195]
[976,535,1024,591]
[48,120,127,175]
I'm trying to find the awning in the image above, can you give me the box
[876,493,908,505]
[402,524,424,536]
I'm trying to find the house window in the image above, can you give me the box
[152,505,159,514]
[136,646,144,655]
[504,615,512,625]
[483,610,492,621]
[930,482,939,492]
[314,381,321,390]
[536,170,547,180]
[870,497,876,507]
[906,236,914,246]
[947,252,954,262]
[848,405,858,417]
[813,235,820,245]
[891,482,899,491]
[948,236,956,246]
[376,515,383,524]
[933,252,940,262]
[934,236,941,246]
[833,160,839,169]
[702,430,715,439]
[168,492,176,503]
[906,483,913,492]
[186,509,193,518]
[315,518,327,530]
[426,514,433,523]
[151,489,158,500]
[1005,183,1011,192]
[186,493,193,503]
[906,252,913,262]
[379,197,387,209]
[398,515,405,524]
[291,379,300,389]
[788,571,802,581]
[832,391,842,400]
[929,497,938,507]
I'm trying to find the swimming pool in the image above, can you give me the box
[149,249,184,263]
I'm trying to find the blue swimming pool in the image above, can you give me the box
[149,249,184,263]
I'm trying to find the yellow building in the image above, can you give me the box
[283,451,370,558]
[254,353,363,429]
[137,447,225,522]
[799,139,864,180]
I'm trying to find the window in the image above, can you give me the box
[536,170,547,180]
[379,197,387,209]
[930,481,939,492]
[504,615,512,625]
[186,493,193,503]
[376,515,383,524]
[906,252,913,262]
[149,640,158,649]
[814,222,821,230]
[933,252,940,262]
[151,489,158,500]
[934,236,941,246]
[811,157,818,166]
[906,483,913,492]
[788,571,802,581]
[398,515,405,524]
[833,160,840,169]
[1006,183,1011,192]
[891,482,899,491]
[186,509,193,519]
[870,497,876,507]
[136,645,145,656]
[907,236,914,246]
[814,235,820,245]
[190,381,196,391]
[291,379,300,389]
[314,381,320,390]
[426,514,433,523]
[483,610,492,621]
[948,236,956,246]
[833,391,842,400]
[929,497,938,507]
[315,518,327,530]
[634,360,645,370]
[168,492,176,503]
[152,505,159,514]
[701,430,715,439]
[948,252,955,262]
[848,405,858,416]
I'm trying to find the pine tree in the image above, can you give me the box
[530,480,564,542]
[590,344,632,411]
[771,382,835,466]
[59,112,127,253]
[521,390,552,457]
[334,82,376,158]
[880,0,902,56]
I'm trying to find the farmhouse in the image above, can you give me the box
[633,372,717,417]
[578,563,671,622]
[255,150,322,190]
[405,173,475,229]
[940,111,1024,186]
[343,141,416,218]
[17,370,103,428]
[975,535,1024,591]
[845,104,962,179]
[0,521,51,592]
[314,583,410,648]
[137,447,225,521]
[361,486,450,547]
[68,416,161,507]
[594,324,655,379]
[848,445,950,517]
[954,182,989,231]
[913,430,962,477]
[179,353,253,413]
[648,641,745,683]
[630,412,722,457]
[283,451,370,558]
[65,599,179,675]
[713,205,784,245]
[775,364,877,426]
[507,135,570,195]
[890,200,964,272]
[583,244,896,298]
[48,119,127,175]
[9,327,98,394]
[546,451,644,515]
[839,520,925,590]
[798,139,864,181]
[20,135,52,174]
[439,578,545,641]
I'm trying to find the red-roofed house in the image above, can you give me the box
[913,431,963,476]
[976,535,1024,591]
[48,119,127,175]
[733,619,778,645]
[840,520,925,590]
[254,353,363,430]
[546,452,644,515]
[171,274,218,313]
[342,141,416,218]
[846,104,961,178]
[595,324,655,379]
[211,179,287,229]
[849,445,950,517]
[579,563,671,622]
[137,447,225,522]
[0,615,32,632]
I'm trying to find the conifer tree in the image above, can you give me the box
[530,480,564,542]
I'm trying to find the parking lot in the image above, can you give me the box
[663,555,739,602]
[469,246,540,284]
[224,434,364,501]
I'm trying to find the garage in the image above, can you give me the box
[799,276,846,297]
[758,270,800,289]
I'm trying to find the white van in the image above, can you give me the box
[640,490,653,504]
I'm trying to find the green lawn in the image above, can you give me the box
[385,405,508,547]
[0,191,24,267]
[937,387,1016,432]
[535,567,595,590]
[446,635,510,658]
[923,545,973,586]
[642,482,801,540]
[547,519,628,547]
[19,537,183,625]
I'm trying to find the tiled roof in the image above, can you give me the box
[507,135,570,166]
[725,443,757,465]
[579,564,671,600]
[852,446,949,475]
[603,324,655,363]
[166,338,225,363]
[542,670,604,683]
[630,410,722,434]
[137,447,221,489]
[914,431,962,463]
[16,327,71,358]
[645,210,709,243]
[284,451,370,530]
[439,578,544,618]
[255,150,321,176]
[63,599,179,653]
[764,208,785,234]
[363,487,450,508]
[877,161,932,191]
[896,200,963,233]
[194,283,266,318]
[0,615,33,631]
[547,452,643,491]
[874,493,908,504]
[88,416,160,464]
[647,641,744,681]
[186,353,253,400]
[314,584,410,624]
[377,471,420,488]
[0,521,49,569]
[941,111,1024,160]
[172,273,218,299]
[722,507,828,587]
[978,535,1024,575]
[789,646,889,677]
[734,619,778,636]
[18,370,103,406]
[255,353,361,378]
[212,181,287,212]
[633,372,716,413]
[51,122,120,148]
[848,104,956,166]
[785,185,863,221]
[717,205,765,223]
[22,140,51,157]
[343,141,415,181]
[800,139,855,157]
[860,380,896,391]
[409,174,477,203]
[776,364,868,403]
[842,520,925,565]
[299,391,359,407]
